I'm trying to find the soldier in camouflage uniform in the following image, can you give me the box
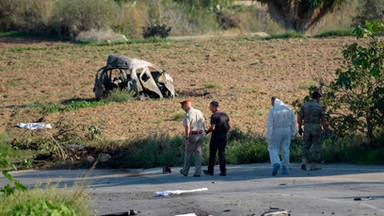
[297,91,328,171]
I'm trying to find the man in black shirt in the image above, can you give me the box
[203,101,231,176]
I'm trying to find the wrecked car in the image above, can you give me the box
[94,55,175,100]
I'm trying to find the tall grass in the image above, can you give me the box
[267,31,305,39]
[109,127,384,168]
[313,29,354,38]
[0,184,90,215]
[0,133,36,165]
[114,1,149,38]
[4,126,384,170]
[108,134,185,168]
[230,4,284,34]
[0,0,364,40]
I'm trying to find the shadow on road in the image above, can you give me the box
[5,163,384,190]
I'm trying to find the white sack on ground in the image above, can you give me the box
[155,187,208,197]
[16,123,52,130]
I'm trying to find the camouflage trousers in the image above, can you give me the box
[302,124,323,163]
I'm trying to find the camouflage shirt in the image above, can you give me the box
[299,100,325,124]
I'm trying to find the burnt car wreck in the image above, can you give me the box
[94,55,175,100]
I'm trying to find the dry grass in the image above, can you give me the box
[0,35,357,141]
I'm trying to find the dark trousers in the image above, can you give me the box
[208,139,227,174]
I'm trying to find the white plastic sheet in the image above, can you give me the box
[155,187,208,197]
[16,123,52,130]
[174,213,197,216]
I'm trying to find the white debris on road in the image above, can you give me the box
[155,187,208,197]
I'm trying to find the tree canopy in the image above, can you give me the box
[257,0,346,32]
[321,20,384,147]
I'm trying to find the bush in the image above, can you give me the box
[13,0,54,34]
[0,0,23,31]
[111,134,184,168]
[268,31,305,39]
[50,0,117,39]
[217,9,240,30]
[0,184,90,215]
[113,1,149,39]
[234,4,284,34]
[101,88,134,103]
[313,29,354,38]
[142,24,172,38]
[75,29,128,43]
[226,127,269,164]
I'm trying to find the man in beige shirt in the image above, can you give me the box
[180,99,205,177]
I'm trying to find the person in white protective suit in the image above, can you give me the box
[266,97,296,176]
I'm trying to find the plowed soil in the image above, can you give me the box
[0,36,356,141]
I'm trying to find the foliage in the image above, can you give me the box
[50,0,117,39]
[0,184,90,216]
[142,24,172,38]
[203,82,220,89]
[0,154,27,196]
[268,31,305,39]
[111,134,184,168]
[313,29,354,38]
[113,0,148,38]
[12,0,54,34]
[174,0,232,9]
[257,0,346,32]
[321,20,384,147]
[101,88,134,103]
[0,0,23,31]
[33,100,109,114]
[353,0,384,26]
[216,7,239,30]
[221,127,266,163]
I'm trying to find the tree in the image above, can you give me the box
[322,20,384,147]
[257,0,345,32]
[353,0,384,26]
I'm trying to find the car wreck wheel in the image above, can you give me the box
[94,82,106,100]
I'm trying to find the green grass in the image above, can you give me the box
[9,45,69,52]
[32,89,135,114]
[203,82,220,89]
[5,78,22,87]
[267,31,305,39]
[0,184,90,215]
[0,134,37,165]
[298,80,317,90]
[170,111,185,121]
[313,29,354,38]
[0,31,42,37]
[3,127,384,170]
[32,100,108,114]
[100,88,134,103]
[78,37,168,46]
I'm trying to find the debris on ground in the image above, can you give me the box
[353,197,373,201]
[99,209,139,216]
[174,213,197,216]
[261,207,290,216]
[16,123,52,130]
[155,187,208,197]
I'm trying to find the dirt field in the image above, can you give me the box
[0,35,357,141]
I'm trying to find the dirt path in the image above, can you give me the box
[3,163,384,216]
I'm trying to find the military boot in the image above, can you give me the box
[301,158,307,170]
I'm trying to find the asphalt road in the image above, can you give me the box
[1,163,383,216]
